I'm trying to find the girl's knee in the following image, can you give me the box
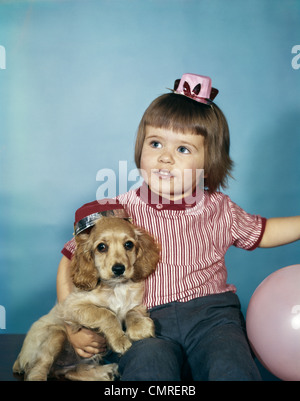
[119,338,183,381]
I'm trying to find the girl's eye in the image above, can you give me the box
[150,141,162,149]
[178,146,190,154]
[124,241,134,250]
[97,243,108,253]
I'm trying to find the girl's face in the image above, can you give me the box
[140,126,205,201]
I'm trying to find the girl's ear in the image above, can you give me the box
[132,229,160,282]
[70,232,99,291]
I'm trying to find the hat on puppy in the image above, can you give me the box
[173,73,219,105]
[74,199,131,235]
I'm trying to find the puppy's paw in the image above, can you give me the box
[105,363,120,381]
[25,371,48,381]
[126,317,155,341]
[12,358,22,374]
[64,363,119,381]
[110,334,132,355]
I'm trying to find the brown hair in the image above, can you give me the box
[134,93,234,193]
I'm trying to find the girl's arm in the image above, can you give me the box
[56,256,107,357]
[259,216,300,248]
[56,255,73,303]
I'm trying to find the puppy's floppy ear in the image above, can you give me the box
[132,228,160,282]
[71,231,99,291]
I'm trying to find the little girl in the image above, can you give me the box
[57,73,300,380]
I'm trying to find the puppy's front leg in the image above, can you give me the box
[125,305,155,341]
[65,304,132,355]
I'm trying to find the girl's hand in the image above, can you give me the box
[66,325,107,358]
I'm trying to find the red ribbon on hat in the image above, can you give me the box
[183,81,201,99]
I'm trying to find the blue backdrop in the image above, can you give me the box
[0,0,299,380]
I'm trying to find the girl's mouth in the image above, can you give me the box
[153,169,174,180]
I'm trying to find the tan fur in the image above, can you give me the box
[13,217,160,381]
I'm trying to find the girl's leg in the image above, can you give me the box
[119,302,185,380]
[118,337,183,381]
[181,293,261,381]
[186,320,261,381]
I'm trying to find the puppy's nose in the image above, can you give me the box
[112,263,125,276]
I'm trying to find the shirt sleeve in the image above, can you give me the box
[228,198,267,251]
[61,237,76,260]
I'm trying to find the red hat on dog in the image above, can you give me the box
[74,199,131,235]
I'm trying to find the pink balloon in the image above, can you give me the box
[246,265,300,381]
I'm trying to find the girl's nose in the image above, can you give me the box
[158,149,174,164]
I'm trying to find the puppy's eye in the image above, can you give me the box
[124,241,134,251]
[97,243,108,253]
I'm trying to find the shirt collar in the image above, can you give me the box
[136,182,203,211]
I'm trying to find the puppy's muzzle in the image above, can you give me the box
[112,263,125,277]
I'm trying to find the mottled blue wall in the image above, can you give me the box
[0,0,299,380]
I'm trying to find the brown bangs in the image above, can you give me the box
[141,93,210,136]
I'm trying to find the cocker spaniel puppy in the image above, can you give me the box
[13,217,160,381]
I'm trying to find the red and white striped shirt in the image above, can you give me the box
[62,183,266,309]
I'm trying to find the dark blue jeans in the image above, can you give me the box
[118,292,261,381]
